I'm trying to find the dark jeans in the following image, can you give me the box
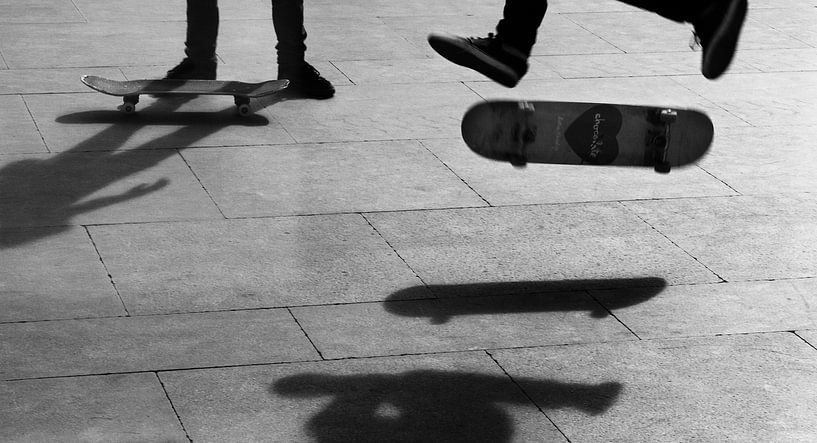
[184,0,307,66]
[496,0,708,55]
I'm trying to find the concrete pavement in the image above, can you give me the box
[1,0,816,441]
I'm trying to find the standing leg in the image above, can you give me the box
[166,0,219,79]
[271,0,334,99]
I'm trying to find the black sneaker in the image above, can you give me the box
[427,32,528,87]
[278,62,335,99]
[164,57,217,80]
[692,0,747,79]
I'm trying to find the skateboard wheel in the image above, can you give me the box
[234,96,252,116]
[237,104,252,116]
[654,162,671,174]
[120,95,139,114]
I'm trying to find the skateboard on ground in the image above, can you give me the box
[461,100,713,173]
[81,75,289,116]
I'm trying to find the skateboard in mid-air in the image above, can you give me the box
[461,100,713,173]
[81,75,289,116]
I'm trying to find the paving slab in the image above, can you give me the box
[527,14,626,57]
[0,95,47,154]
[160,352,566,442]
[89,215,424,314]
[0,151,221,229]
[624,194,817,281]
[0,0,85,24]
[0,309,317,380]
[0,373,186,442]
[466,77,746,129]
[593,279,817,339]
[74,0,271,22]
[0,22,185,69]
[258,16,427,63]
[182,141,487,218]
[537,51,757,79]
[265,82,481,143]
[565,11,693,54]
[672,72,817,128]
[421,138,736,206]
[0,67,125,95]
[331,57,559,85]
[291,292,636,359]
[748,5,817,46]
[26,92,294,153]
[698,125,817,195]
[798,330,817,349]
[0,226,123,323]
[366,204,720,287]
[305,0,475,19]
[739,48,817,73]
[492,332,817,441]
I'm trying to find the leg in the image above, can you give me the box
[165,0,219,79]
[271,0,335,99]
[185,0,219,61]
[271,0,307,67]
[427,0,546,87]
[495,0,548,56]
[616,0,748,79]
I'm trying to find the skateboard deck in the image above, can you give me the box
[461,100,713,173]
[81,75,289,116]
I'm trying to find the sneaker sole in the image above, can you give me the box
[702,0,747,79]
[428,33,521,88]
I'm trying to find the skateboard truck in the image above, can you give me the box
[118,93,253,116]
[121,95,139,114]
[648,109,677,173]
[234,96,252,116]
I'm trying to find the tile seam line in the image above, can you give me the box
[154,372,193,443]
[793,331,817,352]
[19,95,50,153]
[4,276,816,325]
[287,307,325,360]
[4,330,808,382]
[485,349,571,442]
[177,148,228,219]
[361,212,430,288]
[84,225,130,316]
[0,193,772,233]
[617,200,727,283]
[417,139,492,206]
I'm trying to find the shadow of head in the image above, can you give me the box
[384,277,667,324]
[271,370,621,442]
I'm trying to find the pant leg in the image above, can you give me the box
[495,0,547,55]
[271,0,308,66]
[185,0,219,60]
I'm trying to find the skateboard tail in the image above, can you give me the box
[461,102,531,163]
[667,110,714,167]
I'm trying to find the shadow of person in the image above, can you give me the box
[0,97,269,248]
[273,370,621,442]
[385,277,666,324]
